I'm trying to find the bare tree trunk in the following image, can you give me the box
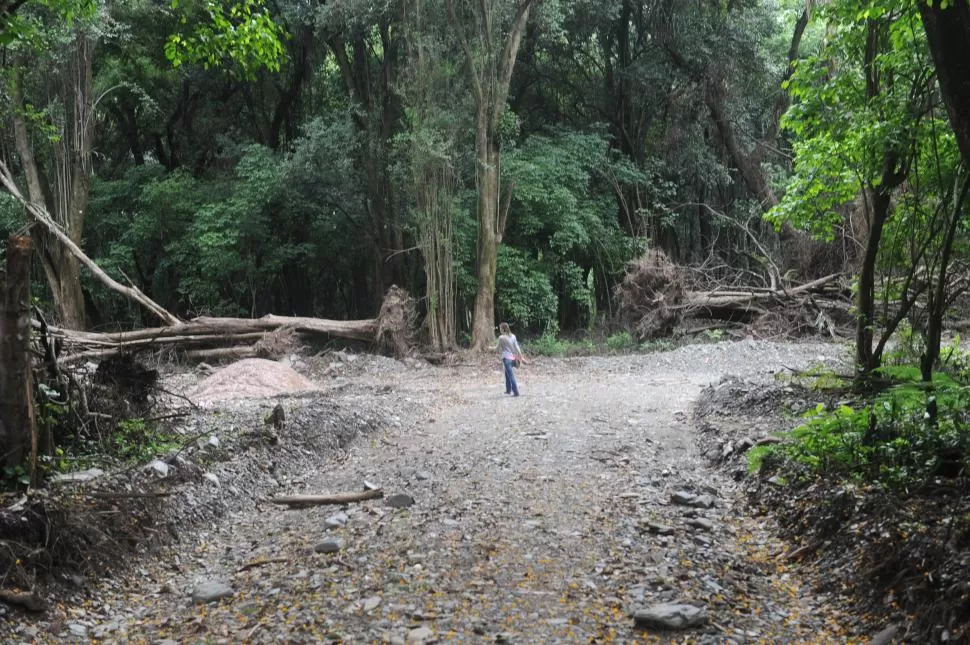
[0,236,38,482]
[470,122,502,351]
[447,0,535,351]
[855,187,891,373]
[9,32,96,329]
[920,1,970,166]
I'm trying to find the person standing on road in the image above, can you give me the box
[497,321,527,396]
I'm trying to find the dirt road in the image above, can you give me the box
[10,341,864,644]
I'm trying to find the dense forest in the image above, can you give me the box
[0,0,967,361]
[0,0,852,343]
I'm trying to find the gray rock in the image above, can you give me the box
[634,603,707,630]
[385,493,415,509]
[645,522,675,535]
[191,581,234,604]
[67,623,87,637]
[670,491,695,506]
[407,626,434,642]
[51,468,104,484]
[203,473,220,487]
[690,494,716,509]
[147,460,170,477]
[415,471,432,481]
[325,512,349,528]
[870,625,898,645]
[363,596,382,612]
[315,539,343,554]
[687,518,714,531]
[207,435,220,448]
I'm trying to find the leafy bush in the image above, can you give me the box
[496,246,560,334]
[606,331,636,352]
[753,369,970,490]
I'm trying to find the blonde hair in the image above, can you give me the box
[499,322,511,335]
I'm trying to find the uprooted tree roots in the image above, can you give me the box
[616,250,686,339]
[616,251,852,340]
[376,285,418,357]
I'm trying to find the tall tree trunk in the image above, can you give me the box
[0,236,38,482]
[855,187,891,373]
[470,119,502,350]
[447,0,535,351]
[920,1,970,166]
[10,32,95,329]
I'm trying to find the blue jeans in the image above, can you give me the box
[503,358,519,396]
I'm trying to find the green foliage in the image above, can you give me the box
[754,363,970,490]
[496,246,559,334]
[165,0,286,78]
[502,128,643,330]
[528,333,595,357]
[767,0,932,238]
[606,331,635,352]
[107,418,179,464]
[0,0,96,46]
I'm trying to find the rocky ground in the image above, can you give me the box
[1,340,880,644]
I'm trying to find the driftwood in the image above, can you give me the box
[235,557,290,573]
[0,589,46,612]
[271,489,384,507]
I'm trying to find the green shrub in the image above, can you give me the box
[753,372,970,490]
[606,331,635,352]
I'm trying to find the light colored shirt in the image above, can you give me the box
[497,333,522,360]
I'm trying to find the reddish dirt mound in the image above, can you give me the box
[187,358,320,404]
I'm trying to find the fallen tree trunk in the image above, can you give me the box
[41,312,389,364]
[271,489,384,507]
[0,160,180,327]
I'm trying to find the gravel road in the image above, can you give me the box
[6,340,868,644]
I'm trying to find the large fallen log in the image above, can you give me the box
[40,310,395,363]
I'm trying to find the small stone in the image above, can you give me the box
[67,623,87,637]
[634,603,708,630]
[325,512,349,528]
[207,435,220,448]
[385,493,415,509]
[191,581,234,604]
[315,539,343,554]
[147,460,170,477]
[407,626,434,642]
[364,480,380,491]
[363,596,382,612]
[415,471,432,481]
[671,491,695,506]
[687,518,714,531]
[870,625,898,645]
[645,522,675,535]
[203,473,220,487]
[690,494,716,509]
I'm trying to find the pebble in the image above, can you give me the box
[407,625,434,641]
[385,493,416,509]
[314,539,343,554]
[634,603,708,630]
[191,581,234,604]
